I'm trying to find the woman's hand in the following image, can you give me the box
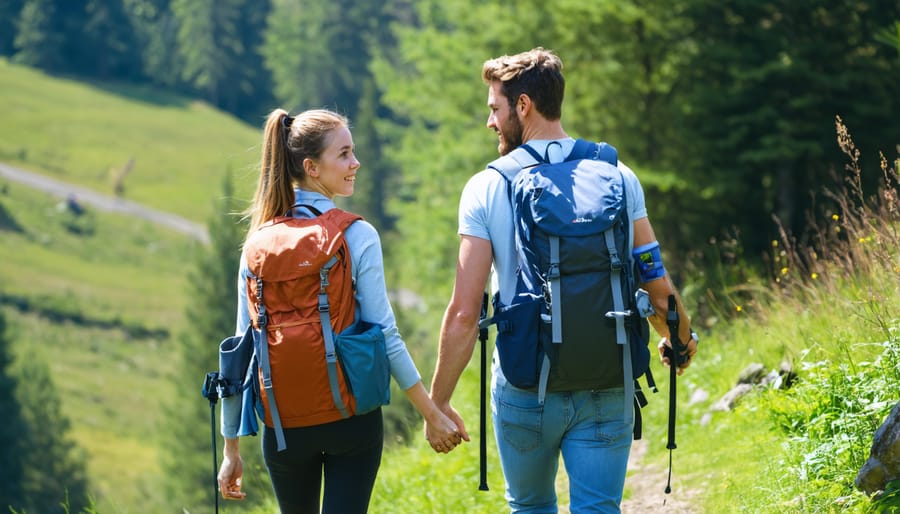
[217,439,247,500]
[425,407,466,454]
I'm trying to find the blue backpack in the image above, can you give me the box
[482,139,654,434]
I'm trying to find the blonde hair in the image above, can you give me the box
[246,108,348,235]
[482,47,565,120]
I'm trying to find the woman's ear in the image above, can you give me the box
[303,157,317,177]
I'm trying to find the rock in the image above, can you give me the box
[711,383,753,412]
[856,401,900,495]
[738,363,767,384]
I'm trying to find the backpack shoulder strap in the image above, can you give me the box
[568,138,618,166]
[322,208,363,231]
[486,146,540,182]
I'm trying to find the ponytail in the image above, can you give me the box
[247,109,299,235]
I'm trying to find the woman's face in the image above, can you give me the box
[305,126,360,198]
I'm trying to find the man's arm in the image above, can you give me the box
[633,217,698,372]
[428,235,493,441]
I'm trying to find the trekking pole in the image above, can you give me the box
[478,291,490,491]
[201,373,221,514]
[664,295,683,495]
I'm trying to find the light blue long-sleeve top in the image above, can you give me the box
[221,189,421,438]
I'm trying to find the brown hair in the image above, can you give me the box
[246,108,349,235]
[482,47,565,120]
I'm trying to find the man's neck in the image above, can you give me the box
[522,119,567,143]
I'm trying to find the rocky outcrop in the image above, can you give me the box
[856,401,900,495]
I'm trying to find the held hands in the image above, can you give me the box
[658,336,698,375]
[217,451,246,501]
[425,405,469,454]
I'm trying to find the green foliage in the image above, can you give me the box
[171,0,271,118]
[15,351,91,514]
[13,0,67,70]
[676,0,900,258]
[762,343,899,511]
[0,311,28,511]
[0,0,25,56]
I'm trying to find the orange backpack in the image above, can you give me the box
[242,207,363,448]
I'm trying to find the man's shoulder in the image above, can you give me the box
[464,166,508,192]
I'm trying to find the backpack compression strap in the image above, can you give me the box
[318,255,352,419]
[253,274,287,451]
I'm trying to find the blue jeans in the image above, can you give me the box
[492,367,633,514]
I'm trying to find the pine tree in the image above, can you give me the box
[16,352,90,514]
[0,0,25,56]
[13,0,67,70]
[159,171,272,513]
[0,311,27,513]
[81,0,141,79]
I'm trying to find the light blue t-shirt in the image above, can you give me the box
[458,138,649,306]
[221,189,421,438]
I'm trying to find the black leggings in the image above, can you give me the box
[262,408,383,514]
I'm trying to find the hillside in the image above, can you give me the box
[0,59,262,512]
[0,59,260,222]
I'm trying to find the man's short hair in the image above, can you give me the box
[482,47,565,120]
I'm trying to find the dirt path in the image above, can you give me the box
[551,438,699,513]
[621,439,698,513]
[0,161,208,243]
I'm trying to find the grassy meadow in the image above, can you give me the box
[1,58,899,513]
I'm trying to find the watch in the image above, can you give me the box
[690,329,699,345]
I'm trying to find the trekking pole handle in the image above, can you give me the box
[665,294,679,453]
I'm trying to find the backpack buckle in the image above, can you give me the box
[547,263,560,279]
[610,253,623,271]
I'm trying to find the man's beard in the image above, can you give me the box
[498,112,524,156]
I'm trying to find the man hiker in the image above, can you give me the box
[425,47,699,513]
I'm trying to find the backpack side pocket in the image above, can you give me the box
[493,295,544,389]
[335,320,391,414]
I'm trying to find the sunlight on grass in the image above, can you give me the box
[0,59,259,222]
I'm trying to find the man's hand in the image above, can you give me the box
[657,336,698,375]
[425,404,470,454]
